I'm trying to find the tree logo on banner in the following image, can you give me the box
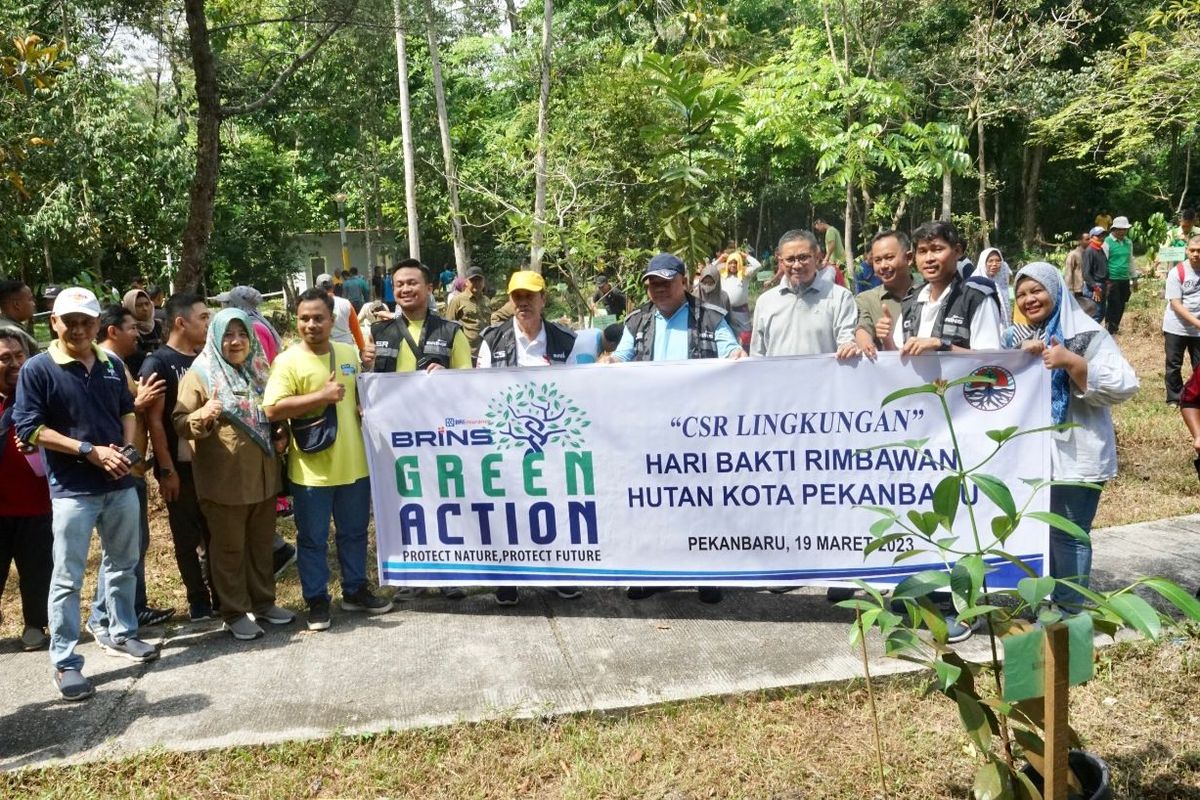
[486,382,590,455]
[962,365,1016,411]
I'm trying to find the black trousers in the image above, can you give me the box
[1164,332,1200,403]
[0,514,53,628]
[1104,280,1132,334]
[165,462,217,611]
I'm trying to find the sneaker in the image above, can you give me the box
[21,626,48,651]
[496,587,519,606]
[550,586,582,599]
[256,605,295,626]
[223,615,264,641]
[272,543,297,579]
[97,634,160,663]
[945,614,984,644]
[189,605,219,622]
[54,668,95,701]
[697,587,723,604]
[440,586,467,600]
[626,586,661,600]
[826,587,857,603]
[307,599,331,631]
[137,607,175,628]
[341,587,393,614]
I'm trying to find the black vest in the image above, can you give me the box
[370,312,463,372]
[478,319,576,367]
[900,275,1000,349]
[625,295,729,361]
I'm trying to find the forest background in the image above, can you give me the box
[1,0,1196,297]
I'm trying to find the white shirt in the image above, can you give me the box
[1162,261,1200,337]
[1053,331,1139,481]
[330,296,358,349]
[476,320,598,368]
[895,282,1002,349]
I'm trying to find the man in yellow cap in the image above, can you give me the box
[477,270,594,367]
[476,270,591,605]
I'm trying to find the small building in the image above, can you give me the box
[287,229,406,290]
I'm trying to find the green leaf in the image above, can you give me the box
[954,688,992,753]
[864,532,912,557]
[906,510,940,536]
[1026,511,1091,543]
[932,475,961,530]
[984,549,1040,579]
[1017,576,1056,607]
[933,659,962,691]
[1139,577,1200,621]
[971,473,1017,519]
[972,759,1010,800]
[869,516,896,537]
[880,383,938,406]
[893,570,951,599]
[950,554,987,606]
[985,426,1019,444]
[1106,593,1163,639]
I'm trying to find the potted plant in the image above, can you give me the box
[842,373,1200,799]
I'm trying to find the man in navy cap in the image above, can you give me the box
[611,253,742,604]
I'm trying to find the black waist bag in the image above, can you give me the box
[291,349,338,454]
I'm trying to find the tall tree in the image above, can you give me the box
[393,0,421,259]
[529,0,552,273]
[423,0,470,274]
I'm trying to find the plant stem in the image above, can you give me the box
[856,608,890,799]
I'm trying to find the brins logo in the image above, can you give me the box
[486,382,590,455]
[962,365,1016,411]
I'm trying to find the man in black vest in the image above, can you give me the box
[477,270,580,367]
[613,253,742,604]
[892,221,1002,355]
[369,259,471,601]
[476,269,587,605]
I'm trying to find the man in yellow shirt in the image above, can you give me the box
[368,259,471,600]
[264,288,392,631]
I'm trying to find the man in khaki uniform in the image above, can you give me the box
[445,267,489,358]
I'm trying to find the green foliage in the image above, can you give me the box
[847,370,1200,798]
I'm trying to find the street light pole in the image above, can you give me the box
[335,192,351,274]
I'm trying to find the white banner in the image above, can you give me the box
[359,351,1051,589]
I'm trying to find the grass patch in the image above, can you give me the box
[1,638,1197,798]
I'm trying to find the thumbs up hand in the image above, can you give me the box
[1042,337,1076,371]
[875,305,896,349]
[321,371,346,404]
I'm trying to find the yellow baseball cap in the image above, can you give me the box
[507,271,546,294]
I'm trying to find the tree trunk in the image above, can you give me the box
[529,0,553,274]
[42,233,54,284]
[423,0,470,274]
[362,163,374,279]
[941,167,952,221]
[975,112,990,248]
[504,0,519,37]
[843,181,853,285]
[1021,143,1044,251]
[393,0,421,261]
[178,0,220,293]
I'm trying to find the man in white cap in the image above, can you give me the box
[12,287,160,701]
[1102,216,1136,334]
[315,272,367,357]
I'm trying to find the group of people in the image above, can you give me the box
[0,211,1163,702]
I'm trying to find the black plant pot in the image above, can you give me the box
[1020,750,1112,800]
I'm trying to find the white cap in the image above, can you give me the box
[1110,216,1132,230]
[52,287,101,318]
[315,273,334,288]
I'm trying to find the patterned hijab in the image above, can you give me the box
[190,308,273,454]
[1002,262,1103,424]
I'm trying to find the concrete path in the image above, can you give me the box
[2,515,1197,771]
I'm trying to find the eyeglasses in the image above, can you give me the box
[779,254,815,265]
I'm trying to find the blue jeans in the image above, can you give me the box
[1049,483,1103,608]
[292,476,370,605]
[49,487,140,671]
[90,477,150,630]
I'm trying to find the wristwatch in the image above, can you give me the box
[937,337,954,352]
[77,441,94,458]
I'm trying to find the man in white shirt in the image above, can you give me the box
[477,271,595,367]
[314,273,366,356]
[1163,233,1200,405]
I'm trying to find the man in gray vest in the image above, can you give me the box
[613,253,742,603]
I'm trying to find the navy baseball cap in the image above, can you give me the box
[643,253,685,280]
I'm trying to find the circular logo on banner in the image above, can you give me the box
[963,365,1016,411]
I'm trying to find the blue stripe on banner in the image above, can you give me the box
[382,554,1044,584]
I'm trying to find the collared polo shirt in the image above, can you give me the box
[11,341,134,497]
[749,278,857,357]
[855,282,911,339]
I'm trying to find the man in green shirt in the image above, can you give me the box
[814,217,849,286]
[1156,208,1197,276]
[445,266,489,359]
[853,230,915,358]
[1103,215,1136,334]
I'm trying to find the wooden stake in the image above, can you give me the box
[1044,623,1070,800]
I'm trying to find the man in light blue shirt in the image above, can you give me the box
[611,253,742,362]
[610,252,741,605]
